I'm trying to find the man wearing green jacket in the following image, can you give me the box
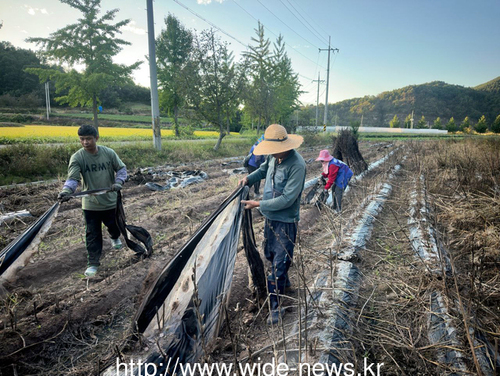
[239,123,306,325]
[58,125,127,277]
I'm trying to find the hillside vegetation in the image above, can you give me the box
[317,79,500,127]
[475,75,500,93]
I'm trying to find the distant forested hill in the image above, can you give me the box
[315,79,500,127]
[474,76,500,94]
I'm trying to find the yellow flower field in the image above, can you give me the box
[0,125,231,144]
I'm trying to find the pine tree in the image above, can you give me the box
[461,116,470,132]
[475,115,488,134]
[417,115,427,129]
[389,115,400,128]
[243,22,273,134]
[446,117,457,133]
[404,114,412,128]
[492,115,500,134]
[432,117,442,130]
[271,35,301,129]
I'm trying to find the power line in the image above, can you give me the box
[255,0,320,50]
[279,0,329,46]
[298,73,315,81]
[173,0,325,102]
[287,0,331,41]
[231,0,326,70]
[173,0,247,48]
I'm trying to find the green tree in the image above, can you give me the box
[349,120,361,140]
[461,116,470,132]
[446,117,457,133]
[417,115,427,129]
[243,22,273,134]
[475,115,488,133]
[26,0,140,132]
[184,29,246,150]
[0,42,44,97]
[99,82,150,109]
[404,114,412,128]
[156,14,193,137]
[432,117,442,130]
[389,114,401,128]
[492,115,500,134]
[270,35,301,129]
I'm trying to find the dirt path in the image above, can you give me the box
[1,139,498,376]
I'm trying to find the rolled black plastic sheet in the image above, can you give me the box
[120,186,247,375]
[0,202,60,284]
[241,191,266,300]
[116,191,153,256]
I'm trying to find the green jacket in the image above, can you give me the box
[65,146,126,211]
[247,149,306,223]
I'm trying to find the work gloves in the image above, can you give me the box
[57,191,72,202]
[111,183,122,192]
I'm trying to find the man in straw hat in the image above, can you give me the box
[239,124,306,325]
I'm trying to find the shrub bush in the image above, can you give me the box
[0,114,35,123]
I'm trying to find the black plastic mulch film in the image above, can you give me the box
[129,186,253,375]
[0,202,60,278]
[1,185,264,375]
[116,191,153,256]
[0,188,153,281]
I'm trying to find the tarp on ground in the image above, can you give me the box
[118,186,248,375]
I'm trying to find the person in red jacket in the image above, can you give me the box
[316,149,353,212]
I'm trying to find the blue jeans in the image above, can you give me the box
[263,219,297,298]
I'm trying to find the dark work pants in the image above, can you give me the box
[246,165,261,194]
[83,209,121,267]
[331,184,345,211]
[263,219,297,309]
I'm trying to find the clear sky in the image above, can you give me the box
[1,0,499,105]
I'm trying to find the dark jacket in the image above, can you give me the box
[247,149,306,223]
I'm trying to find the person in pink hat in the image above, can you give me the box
[316,150,353,212]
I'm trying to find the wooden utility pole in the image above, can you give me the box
[147,0,161,151]
[319,36,339,128]
[312,72,325,129]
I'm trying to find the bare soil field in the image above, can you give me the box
[0,139,499,376]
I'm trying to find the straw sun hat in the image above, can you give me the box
[252,124,304,155]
